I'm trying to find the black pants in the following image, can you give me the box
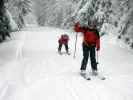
[58,43,69,53]
[81,43,97,71]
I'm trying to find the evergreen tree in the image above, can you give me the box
[0,0,11,42]
[14,0,32,29]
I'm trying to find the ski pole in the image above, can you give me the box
[73,33,78,59]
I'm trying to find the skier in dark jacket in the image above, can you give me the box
[58,34,70,55]
[74,20,100,75]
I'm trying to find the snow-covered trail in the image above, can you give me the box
[21,27,133,100]
[0,27,133,100]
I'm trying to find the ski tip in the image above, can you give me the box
[86,77,91,80]
[101,77,106,80]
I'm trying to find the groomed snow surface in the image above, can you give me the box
[0,27,133,100]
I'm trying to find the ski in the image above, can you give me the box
[87,74,105,80]
[80,72,105,81]
[58,52,71,55]
[80,73,91,80]
[96,75,106,80]
[89,73,106,80]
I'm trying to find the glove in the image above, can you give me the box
[96,47,100,51]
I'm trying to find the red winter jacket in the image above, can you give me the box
[58,34,69,45]
[74,22,100,50]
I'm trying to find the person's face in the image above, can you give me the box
[88,22,95,29]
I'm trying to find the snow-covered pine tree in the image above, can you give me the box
[34,0,78,28]
[110,0,133,49]
[13,0,32,29]
[0,0,11,42]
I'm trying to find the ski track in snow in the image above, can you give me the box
[0,27,133,100]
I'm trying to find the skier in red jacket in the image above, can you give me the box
[74,20,100,75]
[58,34,70,55]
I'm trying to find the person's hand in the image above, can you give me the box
[96,48,100,51]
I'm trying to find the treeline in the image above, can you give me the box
[0,0,32,42]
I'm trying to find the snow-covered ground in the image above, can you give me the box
[0,27,133,100]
